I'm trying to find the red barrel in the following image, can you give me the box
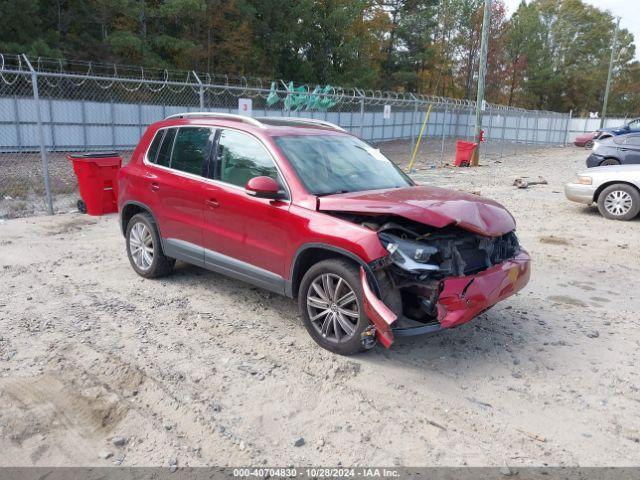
[68,152,122,215]
[454,141,478,167]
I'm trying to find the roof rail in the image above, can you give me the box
[256,117,347,132]
[165,112,265,128]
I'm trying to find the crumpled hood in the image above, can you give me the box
[317,186,516,237]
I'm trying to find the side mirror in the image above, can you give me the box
[245,176,280,199]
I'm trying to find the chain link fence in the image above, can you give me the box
[0,53,571,219]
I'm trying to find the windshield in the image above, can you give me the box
[274,134,413,195]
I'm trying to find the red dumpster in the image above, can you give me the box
[68,152,122,215]
[454,141,478,167]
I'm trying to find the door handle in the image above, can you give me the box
[150,182,160,192]
[205,198,220,208]
[620,148,628,151]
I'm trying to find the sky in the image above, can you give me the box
[502,0,640,60]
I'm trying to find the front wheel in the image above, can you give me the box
[584,140,594,149]
[597,184,640,221]
[298,259,370,355]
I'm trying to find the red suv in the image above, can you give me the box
[118,113,530,355]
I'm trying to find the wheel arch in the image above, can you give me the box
[287,243,382,299]
[120,201,162,238]
[599,157,621,166]
[594,181,640,202]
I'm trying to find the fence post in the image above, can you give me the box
[110,100,116,149]
[13,96,23,151]
[23,54,53,215]
[410,94,418,155]
[514,113,521,155]
[81,100,88,150]
[499,111,507,158]
[439,104,447,166]
[483,105,493,162]
[563,110,572,147]
[358,92,365,139]
[545,114,552,145]
[193,71,205,109]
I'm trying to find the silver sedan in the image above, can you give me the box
[565,164,640,221]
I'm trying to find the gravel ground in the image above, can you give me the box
[0,145,639,467]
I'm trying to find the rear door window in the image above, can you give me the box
[171,127,214,176]
[625,135,640,147]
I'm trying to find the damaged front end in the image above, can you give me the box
[352,215,531,348]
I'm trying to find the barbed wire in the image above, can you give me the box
[0,52,573,114]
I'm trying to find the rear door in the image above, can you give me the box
[621,135,640,164]
[145,126,215,266]
[202,128,290,293]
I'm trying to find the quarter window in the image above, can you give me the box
[155,128,176,167]
[217,129,279,188]
[147,129,164,163]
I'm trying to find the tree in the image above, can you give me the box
[0,0,637,113]
[502,1,545,106]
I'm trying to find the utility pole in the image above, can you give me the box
[471,0,492,165]
[600,17,620,129]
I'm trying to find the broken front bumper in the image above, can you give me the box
[361,250,531,348]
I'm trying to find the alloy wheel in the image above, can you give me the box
[306,273,359,343]
[129,222,154,271]
[604,190,633,216]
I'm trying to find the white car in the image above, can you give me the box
[565,164,640,221]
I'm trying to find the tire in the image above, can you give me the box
[584,140,594,149]
[125,212,175,278]
[597,184,640,221]
[298,259,370,355]
[77,199,87,214]
[600,158,620,166]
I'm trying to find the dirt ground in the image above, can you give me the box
[0,145,639,468]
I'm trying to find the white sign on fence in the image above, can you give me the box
[383,104,391,119]
[238,98,253,116]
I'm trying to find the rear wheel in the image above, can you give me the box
[600,158,620,166]
[298,259,370,355]
[584,140,594,149]
[126,213,175,278]
[597,184,640,221]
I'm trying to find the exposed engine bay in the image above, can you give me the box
[331,213,521,324]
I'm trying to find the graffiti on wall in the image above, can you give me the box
[266,82,338,111]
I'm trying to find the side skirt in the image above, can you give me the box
[163,238,286,295]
